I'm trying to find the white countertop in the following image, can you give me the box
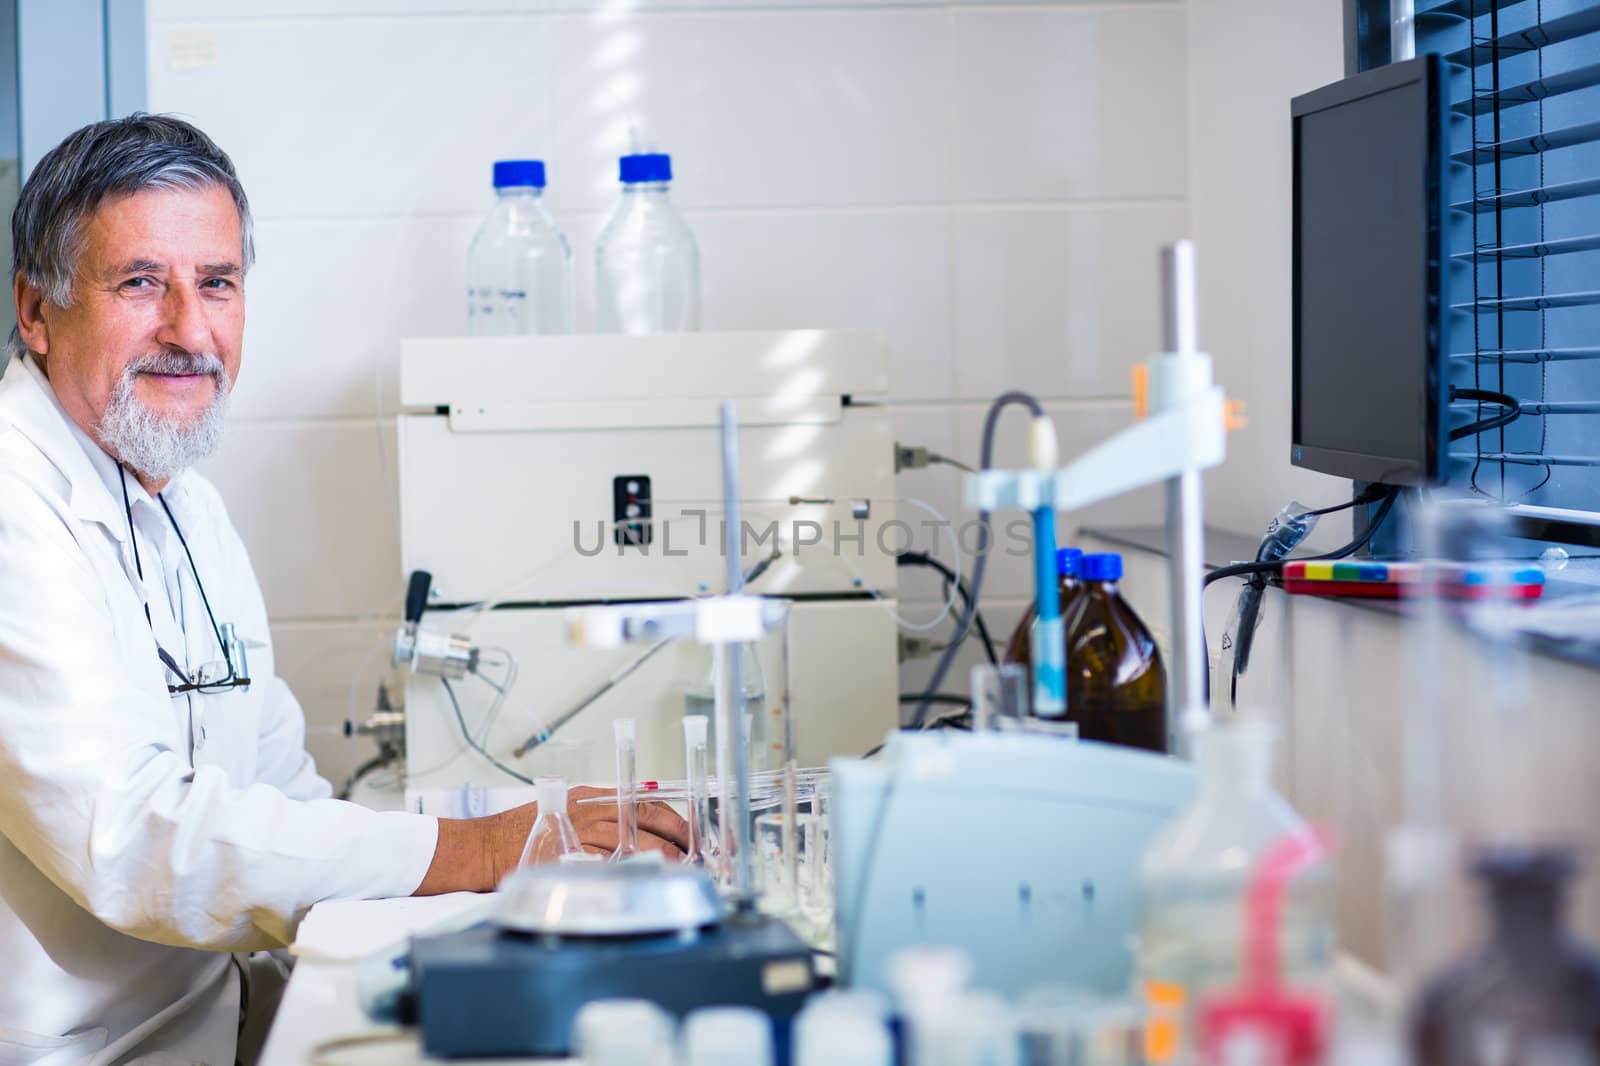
[260,894,574,1066]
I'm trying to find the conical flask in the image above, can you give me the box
[517,776,582,867]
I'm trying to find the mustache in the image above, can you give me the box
[124,351,227,381]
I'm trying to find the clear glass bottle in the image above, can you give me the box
[1411,845,1600,1066]
[683,642,769,773]
[594,152,701,334]
[1136,722,1337,1066]
[517,775,582,867]
[466,159,574,336]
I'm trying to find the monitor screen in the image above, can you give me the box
[1291,55,1444,485]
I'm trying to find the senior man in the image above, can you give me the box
[0,115,688,1065]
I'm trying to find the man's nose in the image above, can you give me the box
[153,280,212,354]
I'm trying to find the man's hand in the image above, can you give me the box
[415,786,691,895]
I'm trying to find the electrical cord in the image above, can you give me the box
[897,692,973,709]
[1203,486,1402,588]
[844,391,1046,987]
[1295,483,1392,519]
[861,695,977,757]
[930,453,975,474]
[338,750,398,801]
[440,676,533,786]
[1215,483,1393,701]
[896,552,999,667]
[909,391,1045,730]
[1449,387,1521,442]
[309,1031,414,1066]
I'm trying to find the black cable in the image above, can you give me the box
[1449,387,1521,442]
[909,391,1043,730]
[844,391,1045,987]
[1295,483,1391,519]
[896,693,973,708]
[440,677,533,785]
[862,696,977,757]
[1203,486,1402,589]
[338,750,396,801]
[895,552,999,667]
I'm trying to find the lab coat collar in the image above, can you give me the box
[0,352,195,538]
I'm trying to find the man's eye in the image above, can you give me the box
[121,276,155,290]
[202,277,236,291]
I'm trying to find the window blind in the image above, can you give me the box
[1416,0,1600,505]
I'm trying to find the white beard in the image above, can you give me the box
[96,351,231,482]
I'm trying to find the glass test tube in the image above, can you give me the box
[683,715,709,865]
[772,607,799,909]
[971,663,1028,731]
[612,718,640,861]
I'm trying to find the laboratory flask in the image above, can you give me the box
[684,642,770,773]
[1411,846,1600,1066]
[517,776,582,867]
[466,159,574,335]
[594,152,701,333]
[1061,553,1167,752]
[1136,721,1336,1066]
[1004,547,1086,675]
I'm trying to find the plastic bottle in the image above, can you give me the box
[516,775,582,867]
[1061,553,1167,752]
[1411,845,1600,1066]
[573,999,676,1066]
[684,643,769,773]
[1004,547,1086,673]
[1136,722,1337,1066]
[466,159,574,336]
[682,1007,774,1066]
[793,992,894,1066]
[594,152,701,334]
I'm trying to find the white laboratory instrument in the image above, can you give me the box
[393,330,901,803]
[835,241,1235,999]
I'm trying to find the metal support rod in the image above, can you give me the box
[1390,0,1415,63]
[1160,242,1210,751]
[718,401,755,904]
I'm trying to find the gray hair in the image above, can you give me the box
[8,114,254,358]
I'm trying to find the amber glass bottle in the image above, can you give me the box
[1004,548,1085,671]
[1004,547,1081,713]
[1063,553,1167,753]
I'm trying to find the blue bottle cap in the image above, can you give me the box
[493,160,546,189]
[1081,553,1123,582]
[1056,547,1084,578]
[619,152,673,183]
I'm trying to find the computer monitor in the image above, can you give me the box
[1290,54,1445,486]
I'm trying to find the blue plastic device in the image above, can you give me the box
[1030,508,1067,716]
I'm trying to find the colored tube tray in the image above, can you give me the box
[1281,560,1545,600]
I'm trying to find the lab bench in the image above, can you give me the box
[1081,524,1600,967]
[260,894,1394,1066]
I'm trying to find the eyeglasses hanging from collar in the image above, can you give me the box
[119,466,252,695]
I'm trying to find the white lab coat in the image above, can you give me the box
[0,353,439,1065]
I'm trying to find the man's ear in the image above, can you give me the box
[14,272,49,357]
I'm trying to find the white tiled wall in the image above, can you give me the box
[148,0,1189,784]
